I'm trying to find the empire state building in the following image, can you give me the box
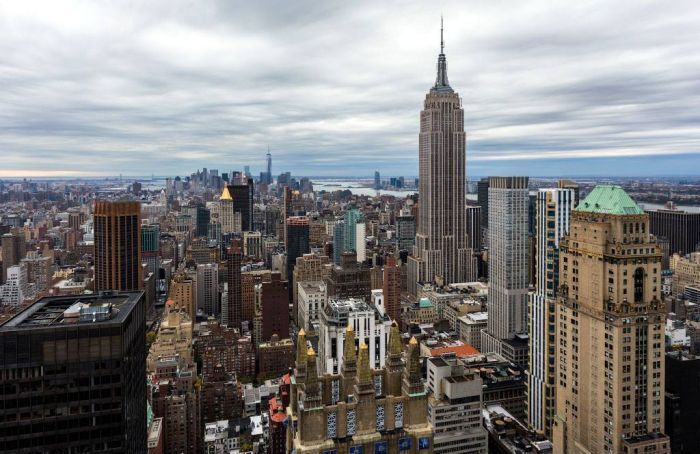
[408,22,474,295]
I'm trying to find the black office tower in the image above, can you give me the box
[665,351,700,454]
[0,292,147,453]
[647,208,700,255]
[229,178,254,231]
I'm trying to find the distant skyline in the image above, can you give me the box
[2,0,700,177]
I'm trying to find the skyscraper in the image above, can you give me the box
[1,232,26,284]
[266,147,273,184]
[383,255,401,322]
[374,171,381,190]
[408,21,472,294]
[286,216,310,299]
[94,200,142,292]
[527,185,575,436]
[646,208,700,256]
[553,185,669,453]
[0,292,147,452]
[196,263,219,316]
[226,239,243,329]
[229,178,254,232]
[480,177,530,368]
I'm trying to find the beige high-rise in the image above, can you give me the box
[553,185,670,453]
[408,22,473,295]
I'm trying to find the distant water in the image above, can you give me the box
[313,181,417,198]
[638,202,700,213]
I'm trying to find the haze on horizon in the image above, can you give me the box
[1,0,700,178]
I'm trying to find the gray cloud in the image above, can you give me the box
[1,0,699,177]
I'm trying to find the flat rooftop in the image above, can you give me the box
[0,291,143,330]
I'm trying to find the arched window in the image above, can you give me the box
[634,268,645,303]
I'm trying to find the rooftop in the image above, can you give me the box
[576,185,643,215]
[0,291,143,330]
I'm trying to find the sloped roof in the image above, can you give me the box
[576,185,643,215]
[220,185,232,200]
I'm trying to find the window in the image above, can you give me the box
[634,268,644,303]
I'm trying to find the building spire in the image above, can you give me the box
[441,15,444,54]
[432,17,452,93]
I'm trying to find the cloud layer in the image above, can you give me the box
[1,0,700,177]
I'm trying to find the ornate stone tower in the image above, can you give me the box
[408,19,474,295]
[288,329,434,452]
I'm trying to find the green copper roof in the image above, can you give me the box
[419,298,433,308]
[575,185,643,215]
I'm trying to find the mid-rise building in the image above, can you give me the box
[553,185,669,453]
[426,354,488,453]
[318,298,392,375]
[0,292,146,452]
[297,280,327,332]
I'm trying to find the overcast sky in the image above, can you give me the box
[2,0,700,178]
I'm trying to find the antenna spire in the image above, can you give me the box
[440,15,444,54]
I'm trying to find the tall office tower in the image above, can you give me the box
[1,232,26,284]
[664,351,700,454]
[396,215,416,253]
[477,177,490,229]
[343,209,362,253]
[333,220,345,264]
[426,355,488,454]
[480,177,529,368]
[283,186,293,220]
[261,272,289,342]
[383,255,401,322]
[196,263,219,317]
[527,186,575,436]
[94,200,142,291]
[374,171,381,190]
[266,147,273,184]
[195,204,210,237]
[553,186,670,453]
[226,239,243,329]
[141,223,161,276]
[286,216,310,299]
[646,208,700,255]
[288,326,433,452]
[408,22,472,295]
[219,186,239,234]
[466,205,482,251]
[0,292,146,452]
[230,178,254,231]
